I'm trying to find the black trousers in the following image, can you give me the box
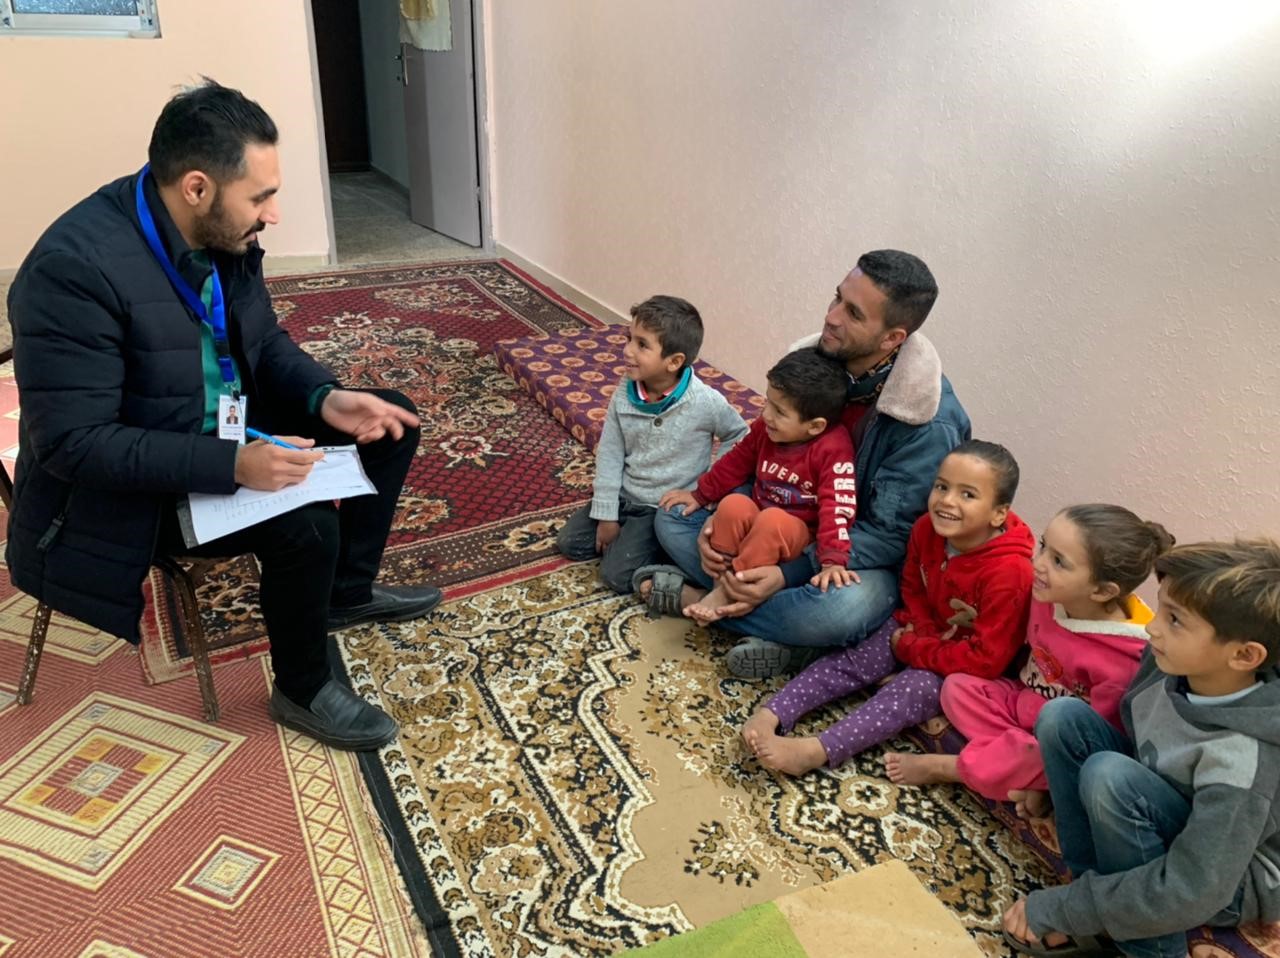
[555,497,664,594]
[158,389,419,704]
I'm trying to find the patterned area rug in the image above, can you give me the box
[0,567,432,958]
[339,563,1280,958]
[140,260,599,685]
[337,564,1059,957]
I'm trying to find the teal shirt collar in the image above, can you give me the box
[626,366,693,415]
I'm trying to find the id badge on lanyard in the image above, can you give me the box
[217,395,248,442]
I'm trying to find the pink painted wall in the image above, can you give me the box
[483,2,1280,542]
[0,0,331,270]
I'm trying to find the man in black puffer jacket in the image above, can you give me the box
[7,80,440,751]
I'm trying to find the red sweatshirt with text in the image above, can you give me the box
[693,418,855,568]
[892,511,1035,678]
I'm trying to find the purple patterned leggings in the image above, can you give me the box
[765,618,943,767]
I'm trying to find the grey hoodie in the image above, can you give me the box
[1027,649,1280,941]
[589,376,748,521]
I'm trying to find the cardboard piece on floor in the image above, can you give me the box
[775,859,983,958]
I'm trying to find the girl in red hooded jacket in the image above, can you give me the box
[885,503,1172,818]
[742,440,1034,775]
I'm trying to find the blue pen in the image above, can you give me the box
[246,427,302,450]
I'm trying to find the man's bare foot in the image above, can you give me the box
[638,578,707,612]
[1008,788,1052,819]
[683,582,731,625]
[741,707,780,755]
[755,732,827,776]
[884,752,961,786]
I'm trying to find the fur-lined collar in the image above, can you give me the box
[1052,595,1154,637]
[788,331,942,426]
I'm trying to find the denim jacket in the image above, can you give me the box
[782,332,970,584]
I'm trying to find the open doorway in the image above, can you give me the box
[309,0,488,266]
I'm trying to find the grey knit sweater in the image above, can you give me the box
[589,377,748,521]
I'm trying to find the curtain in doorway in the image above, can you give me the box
[400,0,451,51]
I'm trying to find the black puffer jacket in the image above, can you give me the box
[6,171,335,641]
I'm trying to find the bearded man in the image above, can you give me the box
[6,80,439,749]
[650,251,972,678]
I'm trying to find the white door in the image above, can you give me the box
[402,0,482,247]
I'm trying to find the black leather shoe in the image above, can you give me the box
[268,680,398,751]
[327,583,443,632]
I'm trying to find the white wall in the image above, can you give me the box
[0,0,331,269]
[483,1,1280,541]
[359,0,410,189]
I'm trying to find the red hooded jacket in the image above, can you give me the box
[892,510,1034,678]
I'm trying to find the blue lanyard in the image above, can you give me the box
[134,164,237,388]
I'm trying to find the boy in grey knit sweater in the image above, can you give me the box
[1004,538,1280,958]
[556,296,747,593]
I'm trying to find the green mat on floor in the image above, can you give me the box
[630,903,806,957]
[625,860,982,957]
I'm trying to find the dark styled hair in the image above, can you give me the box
[148,78,278,186]
[1155,538,1280,664]
[766,348,848,424]
[629,295,703,369]
[945,439,1020,505]
[1059,504,1175,597]
[856,249,938,334]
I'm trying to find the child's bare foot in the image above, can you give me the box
[683,582,731,625]
[884,752,961,786]
[755,732,827,776]
[741,707,780,755]
[1009,788,1052,819]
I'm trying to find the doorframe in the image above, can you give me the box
[305,0,494,263]
[470,0,494,251]
[303,0,339,266]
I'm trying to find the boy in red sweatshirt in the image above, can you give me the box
[660,348,855,625]
[742,439,1034,775]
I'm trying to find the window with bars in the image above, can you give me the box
[1,0,159,37]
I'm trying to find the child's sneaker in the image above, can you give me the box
[725,636,820,679]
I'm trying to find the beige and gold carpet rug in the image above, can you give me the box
[337,563,1059,957]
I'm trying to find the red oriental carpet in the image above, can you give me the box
[138,260,601,686]
[0,544,433,958]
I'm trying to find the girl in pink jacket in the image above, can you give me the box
[884,503,1173,817]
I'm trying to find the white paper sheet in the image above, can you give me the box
[180,445,376,547]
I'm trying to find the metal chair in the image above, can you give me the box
[0,344,220,721]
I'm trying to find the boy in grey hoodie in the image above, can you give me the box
[555,296,747,593]
[1004,538,1280,958]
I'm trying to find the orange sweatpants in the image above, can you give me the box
[710,493,813,572]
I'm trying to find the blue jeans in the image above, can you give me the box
[1036,698,1242,958]
[652,498,898,648]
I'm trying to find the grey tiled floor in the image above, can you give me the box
[330,171,481,266]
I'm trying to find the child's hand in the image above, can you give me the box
[810,565,857,592]
[889,624,912,654]
[945,597,978,629]
[595,520,621,553]
[659,489,699,513]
